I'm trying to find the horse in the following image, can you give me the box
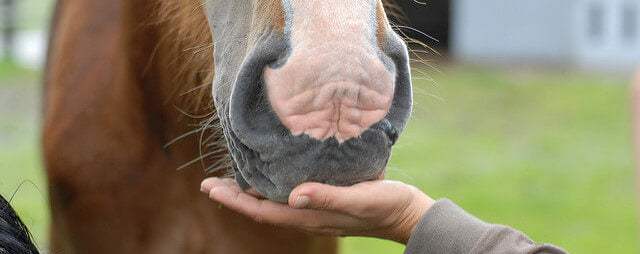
[43,0,413,253]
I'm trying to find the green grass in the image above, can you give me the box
[0,68,47,247]
[0,66,638,253]
[0,60,36,78]
[341,67,639,253]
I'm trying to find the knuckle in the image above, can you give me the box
[316,193,334,210]
[251,213,265,224]
[207,188,216,199]
[230,190,241,203]
[252,201,266,224]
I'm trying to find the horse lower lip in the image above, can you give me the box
[227,120,393,201]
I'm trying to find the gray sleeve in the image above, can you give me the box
[404,199,567,254]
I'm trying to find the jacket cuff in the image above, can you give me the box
[404,199,492,254]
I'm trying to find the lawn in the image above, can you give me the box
[343,66,639,253]
[0,62,638,253]
[0,62,47,247]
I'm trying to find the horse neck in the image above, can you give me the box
[121,0,218,167]
[133,0,214,111]
[43,1,338,252]
[48,0,217,173]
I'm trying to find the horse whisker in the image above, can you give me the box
[177,150,221,171]
[164,128,204,149]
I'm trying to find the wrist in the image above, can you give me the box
[392,187,434,244]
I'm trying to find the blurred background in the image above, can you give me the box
[0,0,638,253]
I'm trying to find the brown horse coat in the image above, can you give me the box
[44,0,335,253]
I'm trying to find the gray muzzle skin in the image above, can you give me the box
[216,29,413,202]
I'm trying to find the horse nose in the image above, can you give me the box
[255,0,398,143]
[264,45,396,143]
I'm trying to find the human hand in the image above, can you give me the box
[200,178,434,243]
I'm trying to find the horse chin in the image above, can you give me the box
[228,118,398,202]
[227,126,395,202]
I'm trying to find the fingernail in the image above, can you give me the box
[200,178,219,193]
[293,195,310,209]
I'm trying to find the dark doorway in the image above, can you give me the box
[394,0,451,52]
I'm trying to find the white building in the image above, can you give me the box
[452,0,640,72]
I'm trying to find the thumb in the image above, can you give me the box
[288,182,353,211]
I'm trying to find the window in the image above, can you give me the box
[622,3,638,43]
[588,2,605,42]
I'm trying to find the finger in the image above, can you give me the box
[202,177,245,195]
[244,188,265,199]
[288,182,362,211]
[208,183,307,225]
[217,178,263,198]
[201,177,225,193]
[219,178,244,193]
[288,180,406,213]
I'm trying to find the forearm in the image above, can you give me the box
[405,199,567,254]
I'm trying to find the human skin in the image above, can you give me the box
[200,178,434,244]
